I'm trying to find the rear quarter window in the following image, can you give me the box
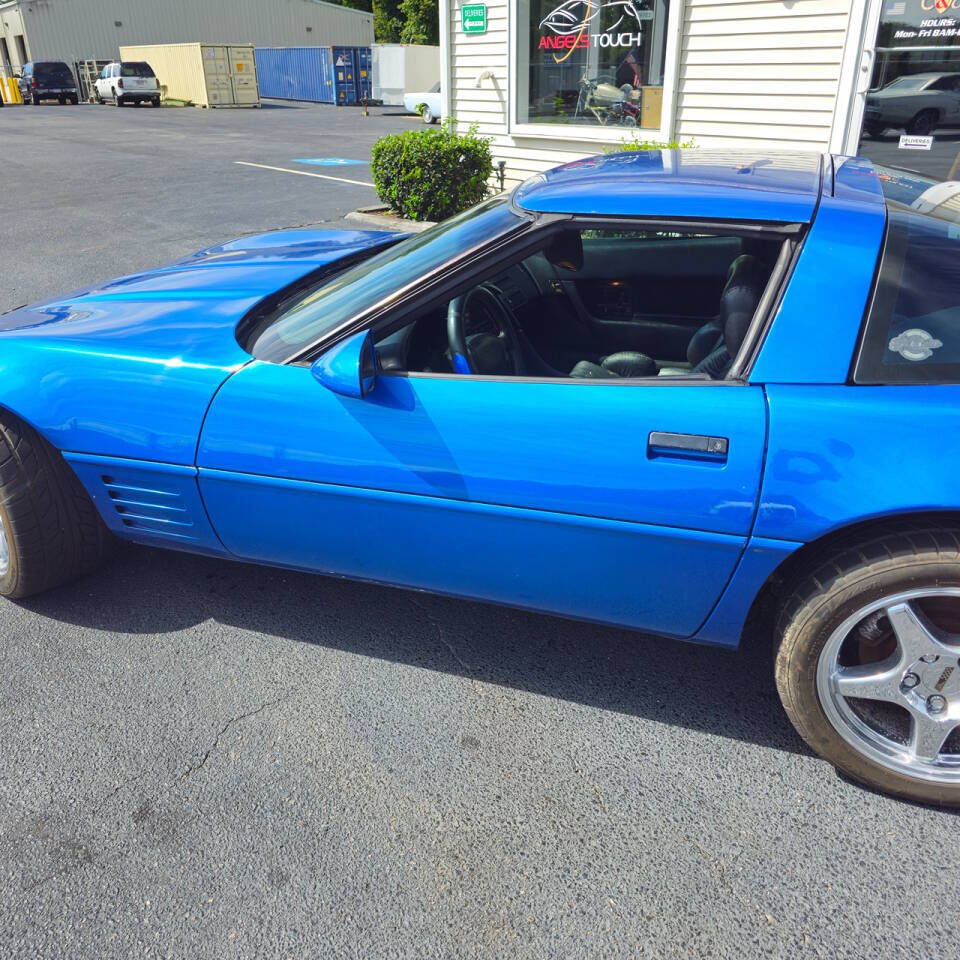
[854,199,960,384]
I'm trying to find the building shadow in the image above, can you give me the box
[17,543,809,757]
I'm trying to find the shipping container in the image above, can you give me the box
[118,42,261,107]
[254,45,371,105]
[372,44,440,107]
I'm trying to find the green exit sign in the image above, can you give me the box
[462,3,487,33]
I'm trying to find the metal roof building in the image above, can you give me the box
[0,0,373,73]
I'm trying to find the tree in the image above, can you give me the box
[373,0,403,42]
[335,0,373,10]
[399,0,439,45]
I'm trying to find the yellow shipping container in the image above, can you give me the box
[118,43,260,108]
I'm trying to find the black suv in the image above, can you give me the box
[18,61,79,105]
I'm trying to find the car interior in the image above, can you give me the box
[374,227,786,381]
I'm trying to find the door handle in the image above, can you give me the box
[648,431,728,459]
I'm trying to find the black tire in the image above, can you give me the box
[775,523,960,806]
[58,94,65,104]
[907,109,937,136]
[94,89,103,104]
[31,93,40,106]
[151,97,160,108]
[0,410,110,599]
[114,90,122,107]
[70,95,78,105]
[864,123,884,139]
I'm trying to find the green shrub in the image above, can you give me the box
[371,121,493,222]
[604,136,695,154]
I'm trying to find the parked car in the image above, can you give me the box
[17,60,78,105]
[864,72,960,137]
[3,151,960,806]
[403,81,441,123]
[93,61,160,107]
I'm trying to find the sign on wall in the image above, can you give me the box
[463,3,487,33]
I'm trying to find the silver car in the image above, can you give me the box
[864,72,960,137]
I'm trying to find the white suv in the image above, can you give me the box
[94,61,160,107]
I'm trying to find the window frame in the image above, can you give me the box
[297,213,804,386]
[506,0,683,144]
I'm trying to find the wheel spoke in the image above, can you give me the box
[833,657,905,704]
[885,601,940,663]
[907,713,956,762]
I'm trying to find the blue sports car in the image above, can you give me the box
[2,151,959,805]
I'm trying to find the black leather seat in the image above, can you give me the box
[566,253,767,381]
[657,254,768,379]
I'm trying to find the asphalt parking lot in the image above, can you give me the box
[1,102,959,959]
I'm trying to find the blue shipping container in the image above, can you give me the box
[255,46,371,105]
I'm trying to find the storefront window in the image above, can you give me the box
[858,0,960,181]
[516,0,670,131]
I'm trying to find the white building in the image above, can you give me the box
[0,0,373,73]
[441,0,960,186]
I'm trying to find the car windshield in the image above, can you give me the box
[35,62,73,82]
[121,62,155,78]
[250,195,529,362]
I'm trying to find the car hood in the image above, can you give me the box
[0,228,397,464]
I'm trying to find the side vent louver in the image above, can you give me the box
[101,474,198,542]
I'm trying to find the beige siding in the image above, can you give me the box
[675,0,853,150]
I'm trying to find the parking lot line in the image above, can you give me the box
[234,160,374,188]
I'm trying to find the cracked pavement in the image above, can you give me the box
[2,104,959,959]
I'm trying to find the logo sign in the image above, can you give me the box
[898,134,934,150]
[889,328,943,360]
[539,0,653,62]
[463,3,487,33]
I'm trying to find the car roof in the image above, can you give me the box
[514,150,827,223]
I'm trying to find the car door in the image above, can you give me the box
[197,364,766,637]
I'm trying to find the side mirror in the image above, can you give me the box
[311,329,377,399]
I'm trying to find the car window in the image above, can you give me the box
[121,62,155,78]
[35,62,73,82]
[248,195,527,363]
[854,186,960,384]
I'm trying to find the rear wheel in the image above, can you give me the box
[864,123,885,138]
[907,109,938,136]
[151,97,160,108]
[776,526,960,806]
[0,411,110,599]
[114,89,122,106]
[31,93,40,105]
[421,105,436,124]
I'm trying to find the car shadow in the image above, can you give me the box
[17,543,809,757]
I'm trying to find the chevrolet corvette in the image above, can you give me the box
[2,151,960,805]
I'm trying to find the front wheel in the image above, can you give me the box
[0,411,110,599]
[907,109,937,136]
[776,525,960,806]
[421,105,436,124]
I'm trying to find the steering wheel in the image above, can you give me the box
[447,284,525,376]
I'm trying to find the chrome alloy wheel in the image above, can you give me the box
[817,588,960,783]
[0,513,9,578]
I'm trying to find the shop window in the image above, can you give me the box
[516,0,670,131]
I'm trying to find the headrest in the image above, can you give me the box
[720,254,767,356]
[545,230,584,272]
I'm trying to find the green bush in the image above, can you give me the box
[604,135,695,154]
[371,122,493,222]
